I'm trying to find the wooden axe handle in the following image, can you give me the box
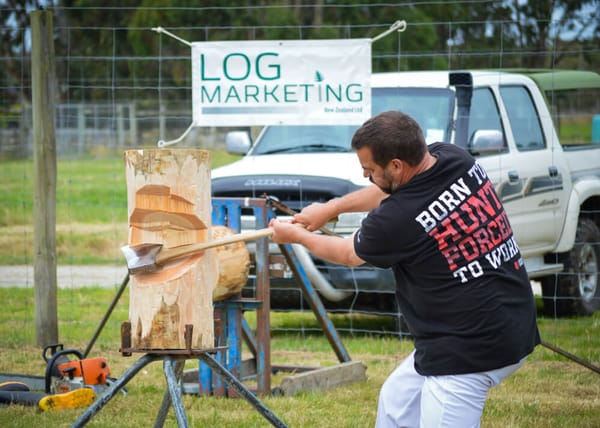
[155,227,273,266]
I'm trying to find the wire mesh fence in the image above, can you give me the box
[0,2,599,351]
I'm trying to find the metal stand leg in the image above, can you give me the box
[280,244,351,362]
[71,353,160,427]
[154,358,186,428]
[198,352,288,428]
[71,352,287,428]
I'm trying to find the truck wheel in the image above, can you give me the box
[541,218,600,317]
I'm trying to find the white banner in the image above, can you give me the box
[191,39,371,126]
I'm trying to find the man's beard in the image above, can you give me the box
[369,176,394,194]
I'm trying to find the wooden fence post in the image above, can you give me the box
[31,9,58,347]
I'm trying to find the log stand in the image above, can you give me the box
[195,197,364,398]
[198,197,273,396]
[70,323,287,428]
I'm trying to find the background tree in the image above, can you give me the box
[0,0,43,105]
[508,0,599,68]
[54,0,140,102]
[2,0,598,111]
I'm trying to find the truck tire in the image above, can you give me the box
[541,218,600,317]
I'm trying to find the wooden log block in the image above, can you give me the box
[125,149,215,350]
[212,225,251,302]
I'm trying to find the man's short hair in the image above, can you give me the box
[351,110,427,167]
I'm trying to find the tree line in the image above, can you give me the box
[1,0,599,108]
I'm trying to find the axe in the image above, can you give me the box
[121,227,273,275]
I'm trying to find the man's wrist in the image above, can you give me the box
[325,198,341,218]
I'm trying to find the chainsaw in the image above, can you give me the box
[43,343,113,395]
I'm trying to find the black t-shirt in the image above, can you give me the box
[354,142,540,376]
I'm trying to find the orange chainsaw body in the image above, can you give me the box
[57,357,111,385]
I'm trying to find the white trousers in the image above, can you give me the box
[375,351,525,428]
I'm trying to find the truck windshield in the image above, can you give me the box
[251,87,454,155]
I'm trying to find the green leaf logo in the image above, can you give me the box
[315,71,323,82]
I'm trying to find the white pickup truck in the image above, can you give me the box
[212,69,600,321]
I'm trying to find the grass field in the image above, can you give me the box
[1,152,599,426]
[0,150,240,264]
[0,287,599,427]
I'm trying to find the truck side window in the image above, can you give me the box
[546,87,600,146]
[468,88,504,142]
[500,86,546,151]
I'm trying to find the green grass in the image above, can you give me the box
[1,151,599,426]
[0,156,124,226]
[0,287,598,427]
[0,150,241,264]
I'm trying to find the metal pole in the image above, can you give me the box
[198,353,288,428]
[71,354,159,427]
[540,340,600,375]
[83,273,129,358]
[160,358,188,428]
[279,244,351,362]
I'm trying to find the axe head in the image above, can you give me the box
[121,243,164,275]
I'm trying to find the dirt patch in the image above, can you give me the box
[0,265,128,288]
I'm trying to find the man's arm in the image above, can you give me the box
[293,185,387,232]
[269,219,365,267]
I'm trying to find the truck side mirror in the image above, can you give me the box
[225,131,252,155]
[468,129,506,156]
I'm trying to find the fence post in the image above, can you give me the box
[31,9,58,347]
[117,104,125,148]
[77,103,85,155]
[129,103,137,147]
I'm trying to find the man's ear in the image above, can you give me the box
[389,158,404,171]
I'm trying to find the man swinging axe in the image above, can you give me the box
[269,111,540,427]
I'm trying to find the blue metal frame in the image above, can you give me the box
[199,197,351,397]
[200,197,272,396]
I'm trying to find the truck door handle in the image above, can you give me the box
[548,165,558,177]
[507,170,519,185]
